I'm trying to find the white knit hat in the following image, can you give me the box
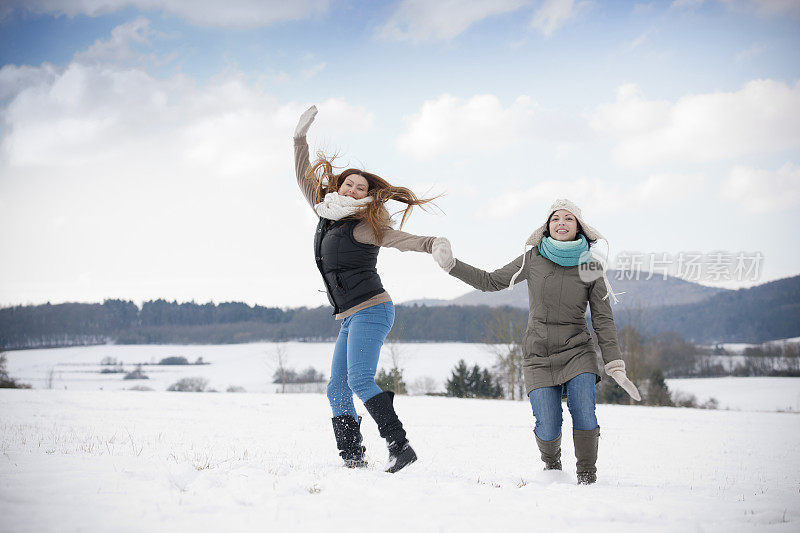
[524,198,605,247]
[508,198,623,304]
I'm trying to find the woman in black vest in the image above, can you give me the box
[293,106,437,473]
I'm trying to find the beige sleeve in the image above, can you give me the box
[294,136,320,210]
[352,222,435,253]
[448,254,528,292]
[588,278,623,364]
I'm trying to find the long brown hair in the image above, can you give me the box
[307,152,437,242]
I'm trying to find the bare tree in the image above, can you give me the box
[615,305,649,381]
[614,304,669,405]
[271,342,290,394]
[409,376,438,396]
[46,366,56,389]
[381,328,407,394]
[484,308,525,400]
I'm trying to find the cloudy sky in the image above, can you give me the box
[1,0,798,309]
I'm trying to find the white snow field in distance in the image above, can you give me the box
[4,342,800,412]
[0,390,798,532]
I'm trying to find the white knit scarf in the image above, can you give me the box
[314,192,373,220]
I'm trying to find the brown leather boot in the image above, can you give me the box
[573,426,600,484]
[535,432,562,470]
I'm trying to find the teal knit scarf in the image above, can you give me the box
[538,234,590,266]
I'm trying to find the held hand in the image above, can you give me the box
[432,237,456,272]
[604,360,641,401]
[294,105,318,138]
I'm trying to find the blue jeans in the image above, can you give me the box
[326,302,395,418]
[528,372,598,441]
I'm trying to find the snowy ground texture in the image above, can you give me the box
[2,389,799,533]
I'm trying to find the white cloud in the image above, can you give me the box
[4,0,330,28]
[722,163,800,213]
[0,20,372,307]
[396,93,546,159]
[531,0,590,37]
[379,0,527,41]
[629,29,651,49]
[0,63,58,102]
[735,42,768,63]
[1,61,371,174]
[73,16,154,67]
[300,62,326,81]
[743,0,800,16]
[669,0,705,10]
[589,83,670,137]
[589,79,800,167]
[479,173,706,219]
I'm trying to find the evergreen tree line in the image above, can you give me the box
[445,359,504,399]
[0,300,528,349]
[2,273,799,350]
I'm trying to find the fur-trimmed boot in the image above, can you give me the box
[535,432,562,471]
[331,415,367,468]
[364,391,417,473]
[573,426,600,484]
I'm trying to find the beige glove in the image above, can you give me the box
[432,237,456,272]
[294,105,318,139]
[604,360,641,401]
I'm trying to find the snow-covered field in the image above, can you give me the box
[666,377,800,413]
[2,342,501,394]
[1,389,798,532]
[4,342,800,412]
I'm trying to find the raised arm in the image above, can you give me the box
[293,105,320,210]
[432,239,528,291]
[353,223,435,253]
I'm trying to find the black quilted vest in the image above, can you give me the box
[313,218,385,315]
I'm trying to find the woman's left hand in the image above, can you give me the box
[604,360,641,401]
[294,105,318,139]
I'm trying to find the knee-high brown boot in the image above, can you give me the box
[535,432,562,470]
[573,426,599,484]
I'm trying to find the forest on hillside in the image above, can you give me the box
[1,274,799,350]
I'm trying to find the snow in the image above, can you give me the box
[1,389,798,532]
[5,342,800,412]
[2,342,500,394]
[702,336,800,354]
[666,377,800,412]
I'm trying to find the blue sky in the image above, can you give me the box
[1,0,799,308]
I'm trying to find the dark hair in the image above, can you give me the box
[542,211,596,245]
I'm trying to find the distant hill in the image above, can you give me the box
[642,274,800,344]
[404,270,728,310]
[403,272,800,344]
[1,275,797,349]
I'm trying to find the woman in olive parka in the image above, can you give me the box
[431,198,640,484]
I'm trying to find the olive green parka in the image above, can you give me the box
[449,246,622,394]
